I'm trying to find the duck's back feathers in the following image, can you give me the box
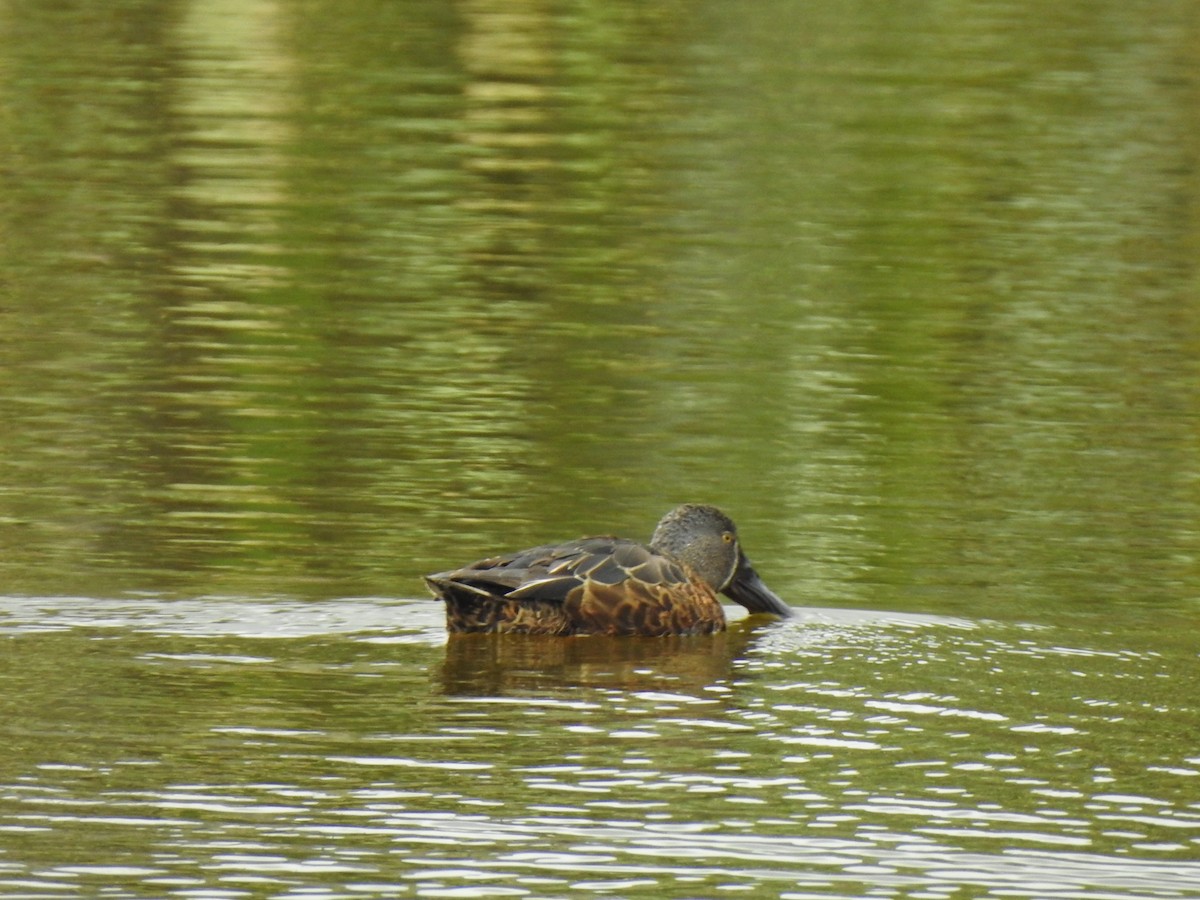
[426,537,725,636]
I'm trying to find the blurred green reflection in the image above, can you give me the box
[0,0,1198,622]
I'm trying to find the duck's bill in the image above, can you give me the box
[724,555,793,618]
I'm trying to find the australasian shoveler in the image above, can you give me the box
[425,504,793,636]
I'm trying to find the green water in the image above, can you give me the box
[2,1,1198,896]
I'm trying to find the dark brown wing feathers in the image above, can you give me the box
[426,537,725,636]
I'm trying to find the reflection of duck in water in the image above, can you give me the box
[439,621,767,695]
[425,504,792,636]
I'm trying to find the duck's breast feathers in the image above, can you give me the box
[427,537,689,605]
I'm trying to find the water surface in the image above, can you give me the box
[2,0,1199,896]
[1,598,1197,898]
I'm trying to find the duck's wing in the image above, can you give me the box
[425,537,689,605]
[427,538,725,635]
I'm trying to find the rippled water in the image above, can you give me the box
[3,0,1200,896]
[2,597,1197,898]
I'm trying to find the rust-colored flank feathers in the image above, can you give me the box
[425,504,793,637]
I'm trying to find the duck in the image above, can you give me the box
[425,504,792,636]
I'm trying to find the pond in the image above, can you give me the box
[1,1,1198,897]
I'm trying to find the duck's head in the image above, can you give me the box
[650,504,793,618]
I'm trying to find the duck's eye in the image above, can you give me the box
[722,532,734,543]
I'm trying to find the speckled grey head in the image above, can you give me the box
[650,504,792,618]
